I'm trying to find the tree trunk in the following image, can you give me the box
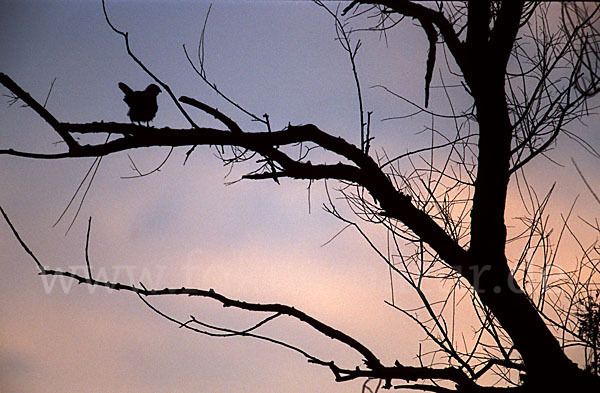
[467,71,585,388]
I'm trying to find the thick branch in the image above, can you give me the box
[489,1,526,72]
[10,119,469,267]
[348,1,466,70]
[465,1,490,58]
[0,73,468,274]
[331,361,476,389]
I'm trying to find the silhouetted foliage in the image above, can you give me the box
[577,292,600,376]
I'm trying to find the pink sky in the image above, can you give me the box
[1,1,600,392]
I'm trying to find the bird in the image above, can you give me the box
[118,82,161,126]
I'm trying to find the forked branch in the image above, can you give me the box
[0,73,468,279]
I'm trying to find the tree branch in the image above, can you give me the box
[101,0,199,129]
[179,96,243,133]
[1,63,470,276]
[489,1,526,72]
[346,1,465,71]
[0,73,79,149]
[0,203,382,369]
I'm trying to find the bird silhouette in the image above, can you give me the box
[118,82,161,126]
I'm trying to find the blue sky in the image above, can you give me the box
[1,1,600,392]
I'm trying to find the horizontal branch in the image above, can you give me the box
[65,271,382,369]
[0,149,73,159]
[0,203,381,369]
[34,265,388,369]
[1,202,494,390]
[2,123,469,270]
[1,72,469,278]
[329,360,476,389]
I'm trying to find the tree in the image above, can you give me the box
[1,1,600,392]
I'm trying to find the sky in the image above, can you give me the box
[1,1,600,393]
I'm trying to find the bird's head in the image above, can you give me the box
[146,84,161,96]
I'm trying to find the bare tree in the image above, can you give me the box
[2,1,600,392]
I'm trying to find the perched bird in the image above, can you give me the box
[118,82,161,126]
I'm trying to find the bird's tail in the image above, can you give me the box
[118,82,133,96]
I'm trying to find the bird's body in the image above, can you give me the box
[118,82,161,125]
